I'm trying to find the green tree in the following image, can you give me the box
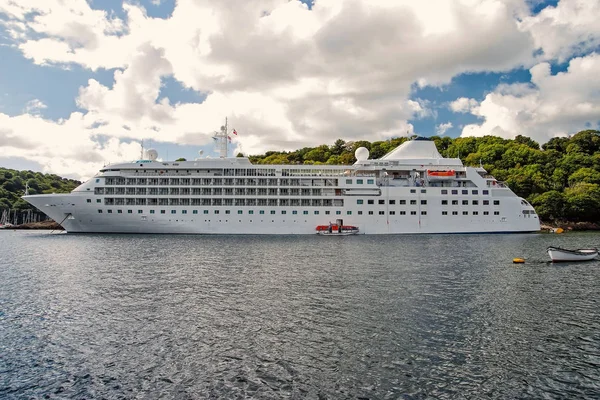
[530,191,566,221]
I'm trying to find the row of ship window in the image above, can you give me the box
[97,209,501,216]
[357,199,500,205]
[101,178,338,186]
[89,198,500,206]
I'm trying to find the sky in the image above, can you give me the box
[0,0,599,180]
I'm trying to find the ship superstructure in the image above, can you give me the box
[23,135,540,234]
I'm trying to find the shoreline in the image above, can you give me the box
[4,220,64,230]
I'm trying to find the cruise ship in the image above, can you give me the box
[23,127,540,234]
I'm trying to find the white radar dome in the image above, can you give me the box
[146,149,158,161]
[355,147,369,161]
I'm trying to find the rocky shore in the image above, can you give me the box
[9,220,64,230]
[540,221,600,232]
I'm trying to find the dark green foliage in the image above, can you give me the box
[175,158,187,161]
[0,167,80,211]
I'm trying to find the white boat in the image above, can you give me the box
[547,246,599,262]
[22,122,541,235]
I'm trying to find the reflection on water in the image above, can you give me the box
[1,231,600,398]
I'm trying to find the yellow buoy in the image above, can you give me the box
[513,258,525,264]
[555,228,564,234]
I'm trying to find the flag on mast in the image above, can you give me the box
[232,129,238,135]
[228,136,232,142]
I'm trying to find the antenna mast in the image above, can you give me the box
[213,117,229,158]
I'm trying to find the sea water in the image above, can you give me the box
[1,231,600,399]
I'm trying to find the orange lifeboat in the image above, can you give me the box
[427,170,455,177]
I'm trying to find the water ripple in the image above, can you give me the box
[1,231,600,399]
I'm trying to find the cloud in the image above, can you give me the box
[436,122,453,136]
[460,52,600,143]
[0,0,599,179]
[520,0,600,62]
[23,99,47,114]
[449,97,479,113]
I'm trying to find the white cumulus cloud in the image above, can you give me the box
[436,122,454,136]
[460,52,600,143]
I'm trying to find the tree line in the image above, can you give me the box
[0,168,80,211]
[2,130,599,224]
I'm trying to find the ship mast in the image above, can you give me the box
[213,117,229,158]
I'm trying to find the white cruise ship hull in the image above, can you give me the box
[23,193,540,235]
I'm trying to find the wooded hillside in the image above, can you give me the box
[0,168,80,211]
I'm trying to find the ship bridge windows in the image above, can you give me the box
[126,178,136,185]
[159,188,168,195]
[357,179,363,184]
[441,189,448,194]
[494,200,500,205]
[346,179,352,184]
[452,190,458,195]
[472,190,478,195]
[462,190,468,195]
[410,189,416,193]
[269,188,278,196]
[94,187,104,195]
[483,190,489,195]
